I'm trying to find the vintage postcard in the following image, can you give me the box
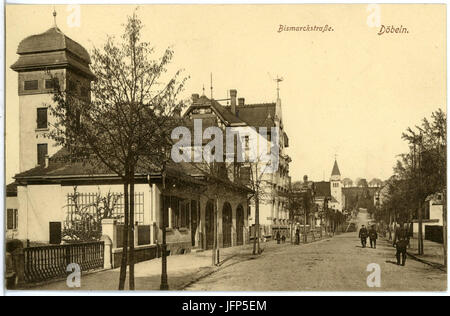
[3,3,447,296]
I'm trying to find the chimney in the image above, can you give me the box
[230,89,237,114]
[191,93,199,103]
[238,98,245,106]
[44,155,49,168]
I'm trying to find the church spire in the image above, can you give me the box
[331,159,341,177]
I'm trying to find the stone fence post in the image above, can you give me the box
[100,235,112,270]
[134,222,139,247]
[102,219,117,248]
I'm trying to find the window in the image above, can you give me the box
[7,209,18,230]
[24,80,38,90]
[45,78,59,90]
[37,108,48,129]
[37,143,48,166]
[80,87,89,98]
[68,81,77,93]
[111,192,145,225]
[171,198,191,229]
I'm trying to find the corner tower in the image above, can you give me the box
[11,14,95,172]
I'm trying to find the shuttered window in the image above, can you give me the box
[7,209,18,230]
[37,143,48,166]
[37,108,48,129]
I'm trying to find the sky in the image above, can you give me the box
[4,4,446,184]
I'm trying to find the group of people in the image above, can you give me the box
[358,223,410,266]
[275,230,287,244]
[358,225,378,249]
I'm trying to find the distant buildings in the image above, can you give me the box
[314,160,343,214]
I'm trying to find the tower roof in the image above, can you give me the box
[331,160,341,176]
[11,26,94,79]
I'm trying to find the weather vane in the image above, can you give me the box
[53,6,57,27]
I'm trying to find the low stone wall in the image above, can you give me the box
[112,244,158,269]
[111,241,192,269]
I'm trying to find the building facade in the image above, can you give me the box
[10,20,252,256]
[183,90,291,240]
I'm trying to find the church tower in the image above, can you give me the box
[11,12,94,172]
[330,159,342,211]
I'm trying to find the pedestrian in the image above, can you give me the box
[295,228,300,245]
[369,225,378,249]
[276,230,281,244]
[358,225,368,248]
[388,224,392,241]
[282,233,286,243]
[393,222,409,266]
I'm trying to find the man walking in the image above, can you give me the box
[359,225,368,248]
[369,225,378,249]
[295,228,300,245]
[393,222,409,266]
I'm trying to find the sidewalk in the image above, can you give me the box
[407,238,446,270]
[20,236,330,291]
[21,241,280,291]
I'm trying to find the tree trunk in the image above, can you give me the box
[118,175,130,290]
[215,198,220,265]
[129,164,135,290]
[253,197,260,255]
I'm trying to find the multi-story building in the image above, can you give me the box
[183,90,291,240]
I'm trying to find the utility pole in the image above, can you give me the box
[160,171,169,290]
[418,133,424,255]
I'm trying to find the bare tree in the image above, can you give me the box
[47,11,187,290]
[63,186,123,242]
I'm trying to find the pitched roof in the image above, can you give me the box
[186,95,246,125]
[6,182,18,197]
[331,160,341,176]
[231,103,276,127]
[185,96,277,128]
[13,148,252,194]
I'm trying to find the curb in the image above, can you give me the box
[383,238,446,272]
[406,252,447,272]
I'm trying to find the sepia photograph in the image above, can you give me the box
[2,2,448,297]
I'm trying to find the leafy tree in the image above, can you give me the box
[356,178,369,187]
[369,178,383,187]
[377,109,446,261]
[342,178,353,187]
